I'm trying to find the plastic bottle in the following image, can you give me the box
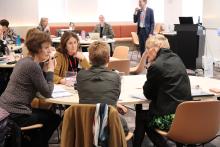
[16,35,21,46]
[81,30,86,40]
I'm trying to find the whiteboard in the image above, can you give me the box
[203,0,220,28]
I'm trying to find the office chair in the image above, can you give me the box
[113,46,129,59]
[108,59,130,75]
[61,104,127,147]
[130,32,140,61]
[155,100,220,146]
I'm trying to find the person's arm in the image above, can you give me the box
[149,9,155,34]
[143,64,160,100]
[93,24,99,33]
[133,8,139,23]
[30,63,54,98]
[54,53,65,84]
[107,24,115,38]
[8,28,17,43]
[75,52,91,69]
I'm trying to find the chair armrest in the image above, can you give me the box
[21,123,43,131]
[155,129,168,137]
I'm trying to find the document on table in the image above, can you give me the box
[191,87,214,97]
[119,88,146,100]
[52,85,73,98]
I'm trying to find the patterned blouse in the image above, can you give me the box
[3,27,17,44]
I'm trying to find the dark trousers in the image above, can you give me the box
[133,110,169,147]
[138,28,149,56]
[9,108,61,147]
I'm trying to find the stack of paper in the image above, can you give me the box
[52,85,73,98]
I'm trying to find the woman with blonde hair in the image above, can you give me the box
[133,34,192,147]
[130,34,170,74]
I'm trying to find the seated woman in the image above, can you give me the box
[133,34,192,147]
[22,28,40,57]
[129,34,170,75]
[77,41,129,136]
[54,31,90,84]
[36,17,50,35]
[0,24,7,55]
[0,19,17,43]
[0,31,61,147]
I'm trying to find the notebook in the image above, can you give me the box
[89,32,100,40]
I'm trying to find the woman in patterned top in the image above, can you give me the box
[0,31,61,147]
[36,17,50,35]
[0,19,17,43]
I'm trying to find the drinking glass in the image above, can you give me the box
[65,71,77,87]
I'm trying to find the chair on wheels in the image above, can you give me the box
[130,32,140,61]
[156,100,220,146]
[61,104,128,147]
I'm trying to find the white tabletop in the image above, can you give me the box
[44,75,219,105]
[52,37,115,44]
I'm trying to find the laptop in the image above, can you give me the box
[179,17,194,24]
[89,32,100,40]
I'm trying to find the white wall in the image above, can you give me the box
[202,0,220,61]
[0,0,38,26]
[164,0,182,25]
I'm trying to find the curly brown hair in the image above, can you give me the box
[57,32,79,56]
[25,31,51,55]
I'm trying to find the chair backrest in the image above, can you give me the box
[108,59,130,75]
[61,104,126,147]
[131,32,139,46]
[113,46,129,59]
[129,51,147,74]
[154,23,164,34]
[167,100,220,144]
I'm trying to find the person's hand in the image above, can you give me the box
[60,78,66,85]
[134,7,139,14]
[47,56,56,72]
[146,48,157,63]
[116,104,128,115]
[74,52,85,61]
[49,46,56,56]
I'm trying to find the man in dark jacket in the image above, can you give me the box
[133,34,192,147]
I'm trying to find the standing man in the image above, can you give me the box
[134,0,154,56]
[133,34,192,147]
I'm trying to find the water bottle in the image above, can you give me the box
[81,30,86,40]
[16,35,21,46]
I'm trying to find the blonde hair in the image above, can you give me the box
[145,34,170,49]
[88,41,110,66]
